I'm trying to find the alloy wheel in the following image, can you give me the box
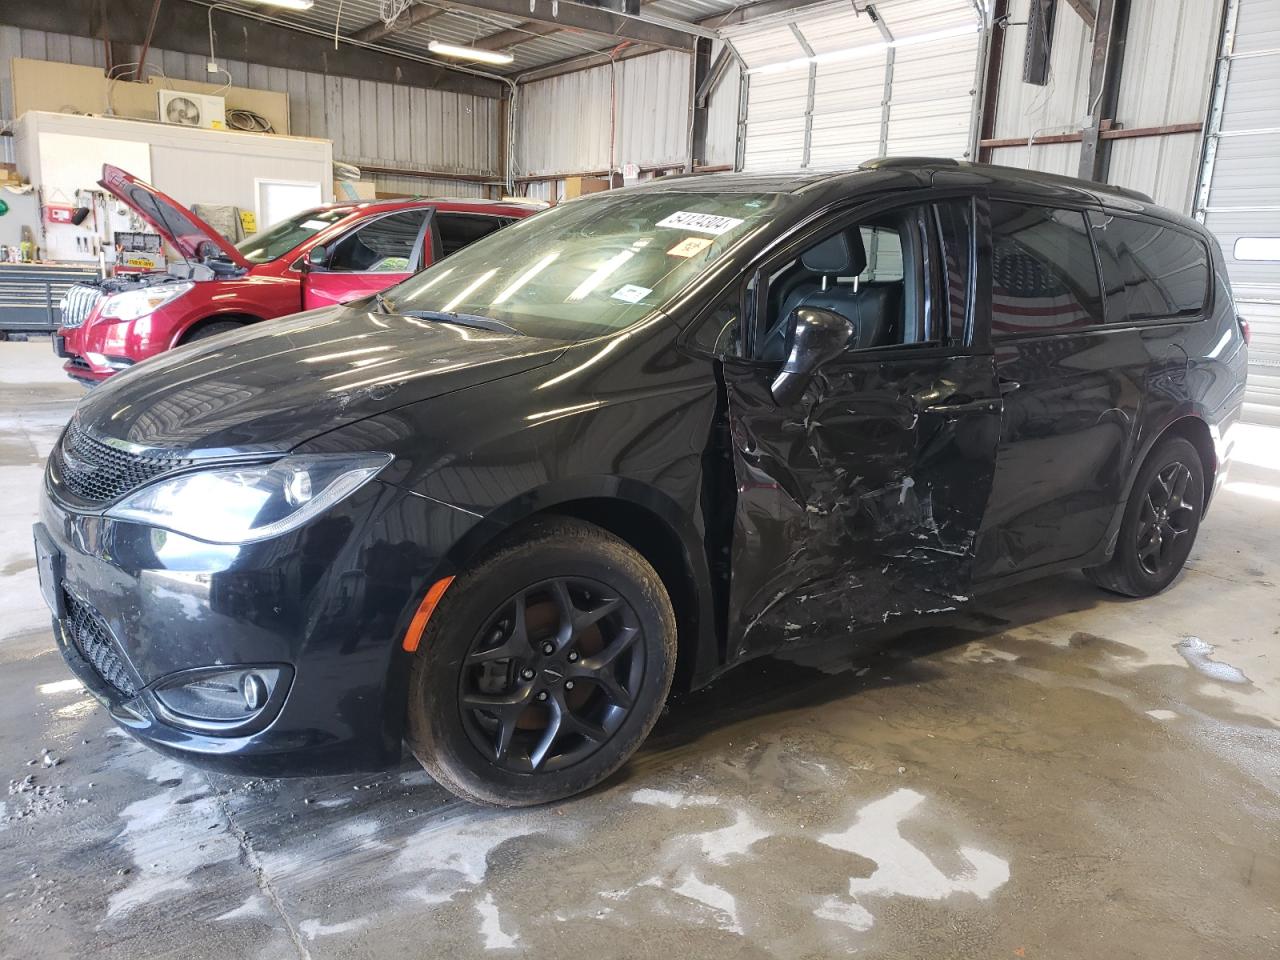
[458,577,645,773]
[1136,461,1197,577]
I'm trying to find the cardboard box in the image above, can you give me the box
[563,176,610,200]
[334,179,378,201]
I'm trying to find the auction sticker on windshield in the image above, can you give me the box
[655,211,744,235]
[611,284,652,303]
[667,236,715,258]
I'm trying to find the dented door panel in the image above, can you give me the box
[721,350,1001,661]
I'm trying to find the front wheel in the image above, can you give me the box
[1085,436,1205,597]
[405,517,677,806]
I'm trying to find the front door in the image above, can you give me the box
[721,198,1002,659]
[303,208,432,310]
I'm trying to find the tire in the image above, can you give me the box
[1084,436,1205,598]
[181,320,244,344]
[405,517,677,807]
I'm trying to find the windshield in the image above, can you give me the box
[234,207,354,264]
[384,190,795,340]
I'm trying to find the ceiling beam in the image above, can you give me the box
[433,0,694,51]
[471,20,562,51]
[699,0,835,29]
[350,4,447,44]
[513,40,657,83]
[0,0,503,97]
[471,0,663,52]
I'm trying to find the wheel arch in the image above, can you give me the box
[175,312,265,346]
[1102,411,1218,560]
[442,480,719,692]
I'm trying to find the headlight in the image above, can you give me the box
[106,453,392,543]
[99,282,194,321]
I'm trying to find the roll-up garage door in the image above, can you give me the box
[722,0,988,173]
[1197,0,1280,422]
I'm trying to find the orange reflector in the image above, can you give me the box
[402,576,455,653]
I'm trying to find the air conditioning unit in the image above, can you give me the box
[158,91,226,130]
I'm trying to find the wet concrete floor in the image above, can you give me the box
[1,340,1277,958]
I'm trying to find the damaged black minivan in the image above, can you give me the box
[37,160,1247,805]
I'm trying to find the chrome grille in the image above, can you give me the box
[64,589,138,698]
[50,421,193,506]
[58,283,104,329]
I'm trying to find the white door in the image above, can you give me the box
[723,0,988,172]
[1197,0,1280,422]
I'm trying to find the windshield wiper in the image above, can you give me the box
[374,291,394,314]
[399,310,523,336]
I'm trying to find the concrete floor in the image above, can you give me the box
[1,338,1277,959]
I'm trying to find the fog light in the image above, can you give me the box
[241,671,268,711]
[151,665,289,733]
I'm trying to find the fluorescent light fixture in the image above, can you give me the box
[250,0,316,10]
[428,41,515,66]
[748,23,981,76]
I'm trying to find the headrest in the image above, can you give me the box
[800,229,868,276]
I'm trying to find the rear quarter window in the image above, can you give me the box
[1091,214,1211,322]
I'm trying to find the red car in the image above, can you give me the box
[56,165,543,384]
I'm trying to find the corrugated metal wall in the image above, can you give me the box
[723,0,987,172]
[0,25,500,187]
[513,50,692,179]
[987,0,1223,213]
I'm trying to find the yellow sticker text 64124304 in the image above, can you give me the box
[667,236,714,258]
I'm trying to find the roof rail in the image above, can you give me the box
[858,157,960,170]
[1094,183,1155,204]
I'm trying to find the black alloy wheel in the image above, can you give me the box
[1135,462,1197,578]
[405,517,676,806]
[459,577,645,773]
[1085,436,1205,598]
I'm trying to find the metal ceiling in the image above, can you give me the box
[205,0,748,79]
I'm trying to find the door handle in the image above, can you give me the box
[922,397,1001,416]
[999,377,1021,394]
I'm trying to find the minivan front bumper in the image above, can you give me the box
[37,477,468,776]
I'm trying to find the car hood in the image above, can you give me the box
[73,305,566,454]
[99,164,252,268]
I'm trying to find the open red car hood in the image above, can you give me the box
[99,164,251,269]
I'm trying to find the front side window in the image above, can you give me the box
[326,209,428,272]
[753,205,934,362]
[1091,214,1210,321]
[234,207,353,264]
[990,202,1103,338]
[384,191,795,341]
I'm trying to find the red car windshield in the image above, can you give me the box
[234,207,355,264]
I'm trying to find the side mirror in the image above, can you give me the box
[305,245,328,271]
[770,307,854,405]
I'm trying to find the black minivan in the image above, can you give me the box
[36,160,1247,805]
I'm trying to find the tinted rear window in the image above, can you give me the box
[1092,214,1210,321]
[990,202,1103,338]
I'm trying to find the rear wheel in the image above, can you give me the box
[1084,436,1205,597]
[181,319,244,344]
[405,517,676,806]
